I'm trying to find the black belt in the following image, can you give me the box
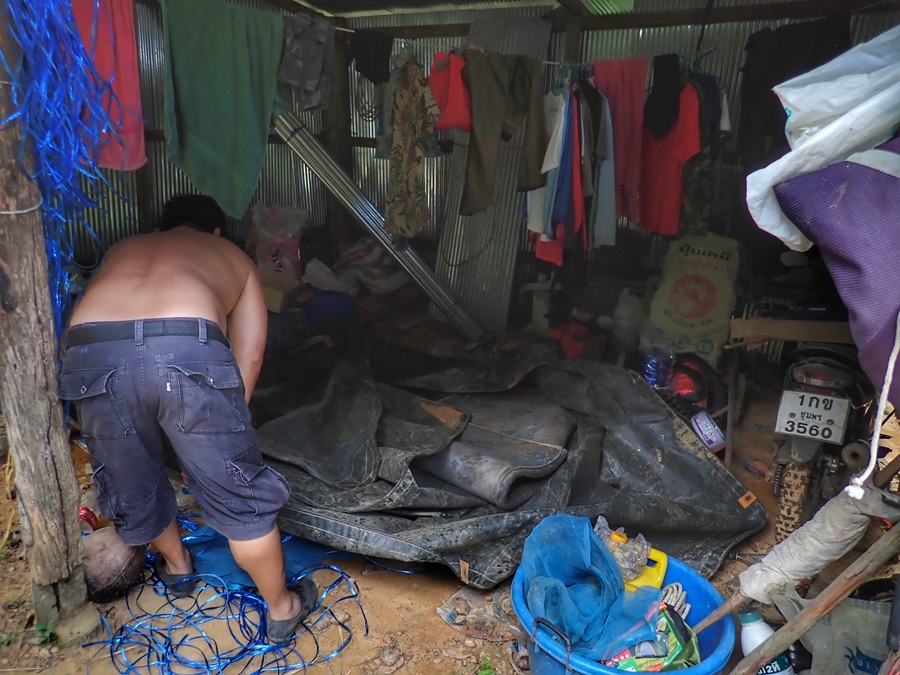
[67,319,229,347]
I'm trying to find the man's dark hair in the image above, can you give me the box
[159,194,226,235]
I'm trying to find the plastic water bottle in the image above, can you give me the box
[739,609,795,674]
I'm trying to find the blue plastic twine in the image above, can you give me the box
[1,0,119,348]
[84,560,369,674]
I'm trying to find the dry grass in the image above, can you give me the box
[1,418,14,553]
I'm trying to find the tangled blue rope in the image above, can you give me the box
[0,0,116,344]
[84,560,368,674]
[84,512,368,673]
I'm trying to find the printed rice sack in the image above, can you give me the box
[643,233,740,365]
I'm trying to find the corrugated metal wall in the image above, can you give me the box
[346,6,554,248]
[344,5,898,330]
[348,31,460,244]
[72,0,327,264]
[433,17,553,330]
[76,0,900,333]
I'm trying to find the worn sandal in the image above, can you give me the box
[266,577,318,644]
[153,547,198,598]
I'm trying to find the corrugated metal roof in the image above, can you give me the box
[583,0,634,14]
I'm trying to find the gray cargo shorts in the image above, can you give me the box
[58,318,291,546]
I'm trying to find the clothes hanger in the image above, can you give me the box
[554,63,575,91]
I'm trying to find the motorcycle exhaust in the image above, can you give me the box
[841,441,870,473]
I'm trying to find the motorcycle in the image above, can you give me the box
[771,343,878,542]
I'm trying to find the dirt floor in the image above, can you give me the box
[0,367,888,674]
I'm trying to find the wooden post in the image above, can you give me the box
[724,351,739,468]
[692,589,748,635]
[564,11,583,64]
[730,524,900,675]
[0,19,100,645]
[321,18,354,261]
[878,649,900,675]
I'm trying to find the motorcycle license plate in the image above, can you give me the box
[775,391,850,443]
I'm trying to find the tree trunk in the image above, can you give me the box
[0,16,92,632]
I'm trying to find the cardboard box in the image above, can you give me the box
[257,266,302,313]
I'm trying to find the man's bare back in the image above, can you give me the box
[71,228,252,329]
[70,227,268,399]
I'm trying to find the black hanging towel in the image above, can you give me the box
[643,53,682,140]
[350,29,394,84]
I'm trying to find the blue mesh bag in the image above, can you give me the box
[520,514,660,661]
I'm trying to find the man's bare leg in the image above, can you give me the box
[153,519,191,575]
[229,527,301,621]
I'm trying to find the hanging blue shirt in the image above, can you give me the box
[548,89,577,235]
[542,88,572,238]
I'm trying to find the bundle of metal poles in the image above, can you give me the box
[274,113,485,343]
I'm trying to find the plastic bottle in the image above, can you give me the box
[739,609,796,674]
[612,289,645,353]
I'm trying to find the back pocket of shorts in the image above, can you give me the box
[58,366,131,439]
[168,362,246,435]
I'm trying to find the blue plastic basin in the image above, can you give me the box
[511,556,735,674]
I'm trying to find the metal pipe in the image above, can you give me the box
[274,113,484,342]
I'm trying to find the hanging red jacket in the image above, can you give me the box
[640,84,701,236]
[428,52,473,133]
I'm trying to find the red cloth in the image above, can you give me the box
[591,57,648,225]
[549,321,596,360]
[73,0,146,171]
[639,85,701,236]
[428,52,472,133]
[535,223,564,266]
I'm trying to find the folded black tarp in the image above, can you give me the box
[257,343,766,589]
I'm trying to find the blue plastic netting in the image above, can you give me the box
[520,514,660,661]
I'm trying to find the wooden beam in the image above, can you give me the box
[556,0,592,17]
[569,0,900,30]
[730,523,900,675]
[321,0,896,43]
[565,11,583,63]
[730,318,854,345]
[378,23,470,39]
[321,21,355,259]
[692,590,749,635]
[346,0,897,41]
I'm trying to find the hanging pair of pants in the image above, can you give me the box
[460,51,546,216]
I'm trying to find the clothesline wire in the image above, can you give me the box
[334,25,563,66]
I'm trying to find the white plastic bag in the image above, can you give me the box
[301,258,356,295]
[248,204,310,277]
[334,238,411,295]
[747,25,900,251]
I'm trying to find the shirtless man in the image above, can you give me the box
[58,194,315,644]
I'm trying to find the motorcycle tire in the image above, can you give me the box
[775,461,813,543]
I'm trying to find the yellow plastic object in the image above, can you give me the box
[623,547,668,592]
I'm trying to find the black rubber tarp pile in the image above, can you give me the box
[255,342,766,590]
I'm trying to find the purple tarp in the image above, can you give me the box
[774,136,900,402]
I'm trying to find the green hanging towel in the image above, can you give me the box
[160,0,283,218]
